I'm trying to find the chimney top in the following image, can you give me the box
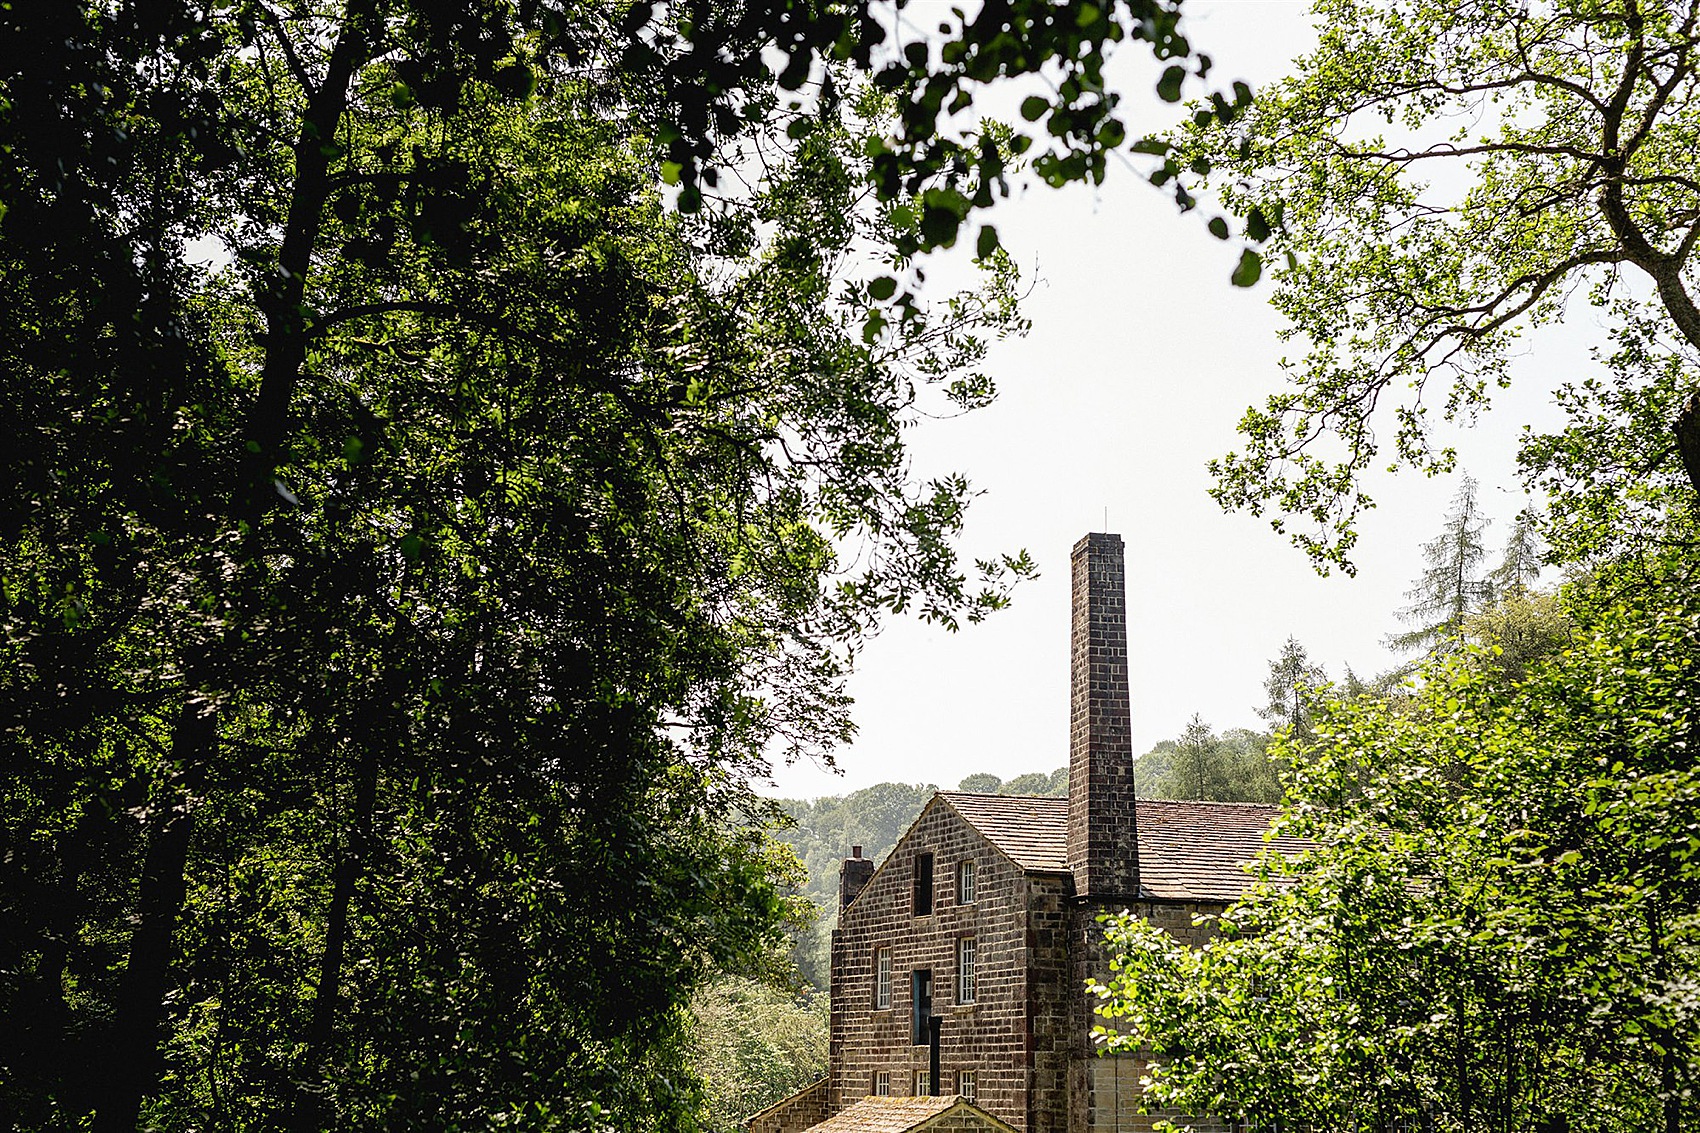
[839,847,875,909]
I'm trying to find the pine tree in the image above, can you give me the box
[1488,510,1543,599]
[1388,475,1493,657]
[1259,636,1328,740]
[1168,714,1223,800]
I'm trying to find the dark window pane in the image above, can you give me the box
[913,852,934,916]
[911,969,933,1044]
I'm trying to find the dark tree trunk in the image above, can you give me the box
[1675,390,1700,500]
[289,735,380,1133]
[93,701,214,1133]
[244,4,368,496]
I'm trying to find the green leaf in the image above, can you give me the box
[1157,65,1186,103]
[1020,96,1049,122]
[1246,207,1270,242]
[1208,217,1230,240]
[976,224,999,259]
[869,276,898,300]
[1231,248,1262,287]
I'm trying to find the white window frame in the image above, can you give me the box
[957,936,976,1004]
[875,946,892,1009]
[874,1071,891,1096]
[958,1069,977,1103]
[956,859,976,905]
[914,1069,931,1097]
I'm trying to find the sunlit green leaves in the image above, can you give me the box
[1094,569,1700,1131]
[1230,248,1262,287]
[1183,0,1700,570]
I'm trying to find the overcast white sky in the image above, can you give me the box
[759,0,1596,799]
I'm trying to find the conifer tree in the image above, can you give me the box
[1488,511,1544,599]
[1259,636,1327,740]
[1388,476,1492,657]
[1168,714,1223,800]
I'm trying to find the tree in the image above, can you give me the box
[1193,0,1700,569]
[1151,717,1281,803]
[1258,636,1327,740]
[690,977,829,1133]
[1387,475,1493,658]
[1489,510,1546,598]
[1091,570,1700,1133]
[1134,741,1178,795]
[0,2,1064,1127]
[1168,714,1222,800]
[1462,587,1574,683]
[958,773,1005,793]
[1004,768,1070,796]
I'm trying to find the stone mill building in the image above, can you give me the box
[747,533,1305,1133]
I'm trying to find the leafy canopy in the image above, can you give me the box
[1188,0,1700,569]
[1092,566,1700,1133]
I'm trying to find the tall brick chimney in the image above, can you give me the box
[1067,532,1139,901]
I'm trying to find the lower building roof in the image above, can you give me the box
[802,1095,1016,1133]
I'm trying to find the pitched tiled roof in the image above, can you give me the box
[1134,798,1306,900]
[937,793,1070,872]
[803,1095,1015,1133]
[937,792,1306,902]
[744,1077,826,1127]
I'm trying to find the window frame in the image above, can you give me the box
[874,1070,891,1097]
[913,1069,931,1097]
[874,945,892,1010]
[957,1069,977,1103]
[956,936,977,1005]
[956,858,976,905]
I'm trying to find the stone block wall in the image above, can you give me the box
[1085,1056,1231,1133]
[1071,898,1229,1133]
[1023,875,1074,1133]
[830,799,1034,1129]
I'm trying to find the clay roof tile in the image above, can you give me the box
[936,792,1307,901]
[802,1095,1016,1133]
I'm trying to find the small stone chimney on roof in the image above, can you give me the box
[839,845,874,910]
[1067,532,1139,901]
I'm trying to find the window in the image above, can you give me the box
[913,1070,931,1096]
[910,969,933,1044]
[957,936,977,1004]
[874,946,892,1009]
[957,1070,977,1103]
[873,1071,890,1096]
[956,859,976,905]
[913,852,934,915]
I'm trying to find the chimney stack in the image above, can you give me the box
[839,846,874,910]
[1067,532,1139,901]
